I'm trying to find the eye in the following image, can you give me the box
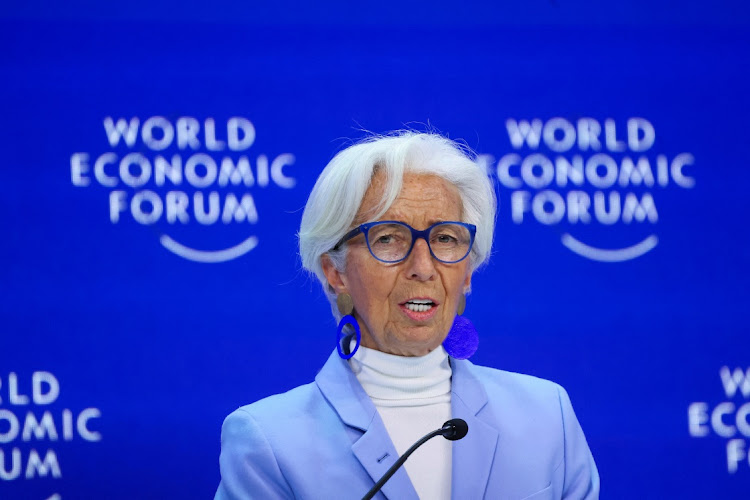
[433,233,458,244]
[375,233,395,245]
[368,223,410,246]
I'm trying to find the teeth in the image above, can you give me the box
[408,299,432,304]
[405,302,434,312]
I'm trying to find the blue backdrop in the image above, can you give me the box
[2,1,749,498]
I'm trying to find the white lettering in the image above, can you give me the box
[726,439,747,474]
[165,191,190,224]
[627,117,655,152]
[227,117,255,151]
[109,191,128,223]
[119,153,151,188]
[221,194,258,224]
[204,118,226,151]
[593,192,620,225]
[130,191,163,225]
[218,157,254,187]
[103,117,139,147]
[194,192,220,224]
[576,118,602,151]
[720,367,750,398]
[94,153,119,187]
[141,116,174,151]
[25,449,61,479]
[506,119,542,149]
[712,402,736,438]
[31,372,59,405]
[475,154,493,176]
[542,117,576,152]
[22,412,58,441]
[62,409,73,441]
[510,191,530,223]
[0,410,20,443]
[176,116,200,150]
[77,408,102,442]
[554,156,584,187]
[604,119,626,152]
[271,153,296,189]
[185,154,218,187]
[618,157,655,187]
[688,402,710,437]
[656,155,669,186]
[566,191,591,223]
[622,193,658,223]
[8,373,29,405]
[0,448,21,481]
[70,153,90,186]
[521,154,554,188]
[671,153,695,188]
[738,403,750,437]
[256,155,270,187]
[585,154,618,188]
[0,448,21,480]
[531,190,565,225]
[496,154,523,189]
[154,155,183,186]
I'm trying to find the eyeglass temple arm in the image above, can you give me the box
[332,226,364,251]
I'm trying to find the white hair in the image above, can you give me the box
[298,131,496,320]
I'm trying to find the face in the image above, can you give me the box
[322,171,472,357]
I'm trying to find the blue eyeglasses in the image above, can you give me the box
[333,220,476,264]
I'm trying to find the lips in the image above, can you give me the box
[399,297,439,321]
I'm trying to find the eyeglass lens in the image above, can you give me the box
[366,223,472,263]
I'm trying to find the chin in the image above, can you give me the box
[392,332,445,356]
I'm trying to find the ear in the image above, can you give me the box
[462,270,472,295]
[321,254,348,294]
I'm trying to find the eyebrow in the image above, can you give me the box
[375,216,451,227]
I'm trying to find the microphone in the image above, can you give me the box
[361,419,468,500]
[441,418,469,441]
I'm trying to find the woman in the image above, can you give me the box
[216,132,600,499]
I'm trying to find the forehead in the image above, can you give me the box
[356,171,463,225]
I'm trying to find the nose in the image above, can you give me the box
[405,238,436,281]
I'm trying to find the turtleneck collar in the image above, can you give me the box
[348,343,452,405]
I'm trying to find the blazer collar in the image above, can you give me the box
[316,350,419,500]
[450,358,500,500]
[314,351,498,500]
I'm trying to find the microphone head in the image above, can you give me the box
[441,418,469,441]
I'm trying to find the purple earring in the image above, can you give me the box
[336,293,360,359]
[442,295,479,360]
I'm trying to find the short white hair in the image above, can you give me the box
[298,131,496,320]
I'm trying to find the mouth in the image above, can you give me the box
[399,298,439,320]
[402,298,437,312]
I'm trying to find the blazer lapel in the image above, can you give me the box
[316,351,419,500]
[450,359,499,499]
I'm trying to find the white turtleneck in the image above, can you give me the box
[349,344,452,500]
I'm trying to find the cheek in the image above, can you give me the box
[442,270,471,307]
[347,262,397,315]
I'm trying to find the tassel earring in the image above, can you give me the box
[442,295,479,360]
[336,292,360,359]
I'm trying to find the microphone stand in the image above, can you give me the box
[361,420,467,500]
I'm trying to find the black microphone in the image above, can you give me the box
[361,418,469,500]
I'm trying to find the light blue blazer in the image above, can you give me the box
[216,350,599,499]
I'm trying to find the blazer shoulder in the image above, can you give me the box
[228,381,324,429]
[218,386,325,500]
[216,381,338,499]
[467,362,564,407]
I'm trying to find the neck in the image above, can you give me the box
[348,343,452,404]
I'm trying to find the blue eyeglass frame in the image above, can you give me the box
[333,220,477,264]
